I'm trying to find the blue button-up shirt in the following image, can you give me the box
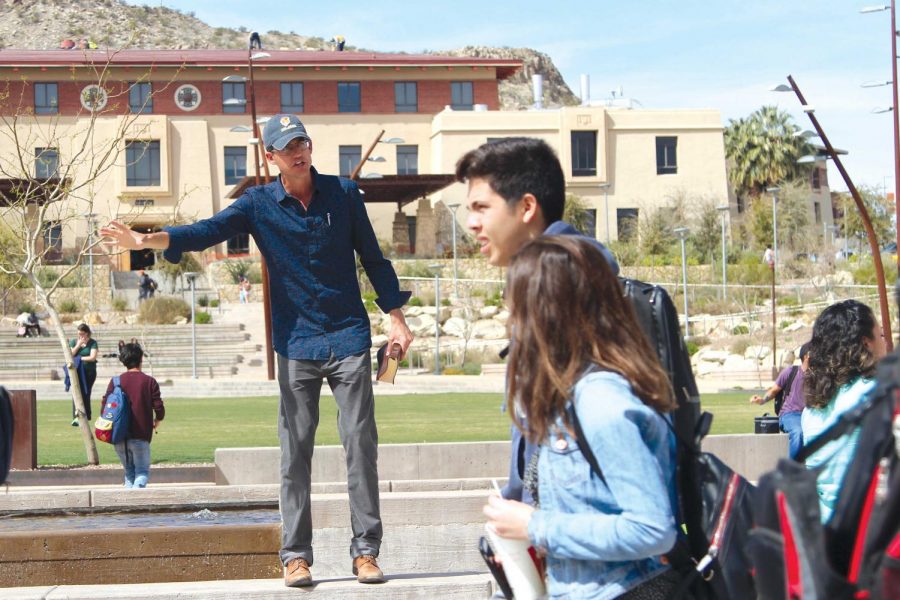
[163,168,410,360]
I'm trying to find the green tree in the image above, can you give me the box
[724,106,814,203]
[746,181,811,254]
[691,200,722,265]
[563,193,591,235]
[838,186,894,250]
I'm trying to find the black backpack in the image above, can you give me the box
[0,386,13,484]
[748,351,900,599]
[619,277,757,600]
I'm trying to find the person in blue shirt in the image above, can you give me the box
[801,299,885,523]
[483,236,679,599]
[100,114,413,588]
[455,137,619,506]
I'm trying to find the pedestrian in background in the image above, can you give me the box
[69,324,98,425]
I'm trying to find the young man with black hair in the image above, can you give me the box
[455,137,619,503]
[102,343,164,488]
[101,114,412,587]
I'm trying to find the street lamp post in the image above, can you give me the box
[767,186,779,269]
[446,203,461,297]
[716,205,729,300]
[772,76,894,351]
[674,227,690,339]
[83,213,97,311]
[185,272,199,379]
[350,132,404,181]
[861,3,900,277]
[428,264,443,374]
[765,186,779,379]
[599,183,611,243]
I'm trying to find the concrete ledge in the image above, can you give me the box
[0,490,91,510]
[0,573,493,599]
[703,433,789,482]
[215,442,510,485]
[6,465,215,487]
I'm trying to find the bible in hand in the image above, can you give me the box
[376,342,402,384]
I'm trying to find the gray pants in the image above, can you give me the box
[277,351,381,566]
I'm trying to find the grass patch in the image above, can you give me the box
[38,392,767,466]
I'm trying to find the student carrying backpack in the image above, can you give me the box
[94,376,131,444]
[749,349,900,600]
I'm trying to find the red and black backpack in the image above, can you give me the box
[748,350,900,600]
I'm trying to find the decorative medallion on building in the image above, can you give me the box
[174,84,201,111]
[576,114,592,126]
[80,85,108,112]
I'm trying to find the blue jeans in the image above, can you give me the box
[779,411,804,459]
[114,439,151,488]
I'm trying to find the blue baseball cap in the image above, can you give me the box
[262,114,310,151]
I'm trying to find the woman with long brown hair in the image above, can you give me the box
[483,236,681,599]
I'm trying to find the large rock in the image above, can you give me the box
[696,349,731,364]
[471,319,507,340]
[406,314,437,337]
[745,345,771,361]
[479,306,499,319]
[442,317,469,338]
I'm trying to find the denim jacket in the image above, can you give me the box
[527,371,678,600]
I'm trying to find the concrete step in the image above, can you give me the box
[1,573,494,599]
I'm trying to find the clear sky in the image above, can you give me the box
[141,0,896,194]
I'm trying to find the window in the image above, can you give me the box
[617,208,639,243]
[34,83,58,115]
[35,147,59,179]
[174,84,201,111]
[656,136,677,175]
[450,81,474,110]
[42,221,62,261]
[812,167,821,190]
[736,196,745,214]
[397,145,418,175]
[224,146,247,185]
[578,209,597,238]
[280,82,304,113]
[395,82,417,113]
[222,81,246,114]
[129,82,152,114]
[338,82,361,113]
[227,233,250,256]
[814,202,822,224]
[339,145,362,177]
[571,131,597,176]
[126,141,161,186]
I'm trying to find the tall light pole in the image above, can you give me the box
[766,186,780,269]
[772,76,894,351]
[83,213,97,311]
[428,264,443,374]
[765,186,779,379]
[599,183,611,243]
[716,205,729,300]
[674,227,690,339]
[227,35,275,379]
[446,203,460,297]
[862,3,900,277]
[185,272,199,379]
[350,132,404,181]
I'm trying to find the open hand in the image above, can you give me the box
[99,220,143,250]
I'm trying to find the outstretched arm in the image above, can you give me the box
[100,221,170,251]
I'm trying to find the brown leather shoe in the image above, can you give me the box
[284,558,313,587]
[352,554,385,583]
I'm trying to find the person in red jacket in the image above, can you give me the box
[101,343,164,488]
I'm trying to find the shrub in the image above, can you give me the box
[59,299,80,313]
[484,290,503,308]
[685,340,700,356]
[210,299,220,308]
[362,291,378,313]
[441,298,451,307]
[197,295,209,307]
[111,296,128,311]
[408,296,423,307]
[732,324,750,335]
[139,297,191,324]
[730,338,751,355]
[194,311,212,324]
[16,302,36,314]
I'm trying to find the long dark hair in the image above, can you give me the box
[804,299,880,409]
[505,236,674,444]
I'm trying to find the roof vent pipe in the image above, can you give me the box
[580,74,590,106]
[532,74,543,110]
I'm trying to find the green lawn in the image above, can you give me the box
[38,392,768,466]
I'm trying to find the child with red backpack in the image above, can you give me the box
[100,343,164,488]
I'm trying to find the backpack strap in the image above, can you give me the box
[568,402,606,485]
[795,386,887,463]
[776,366,799,415]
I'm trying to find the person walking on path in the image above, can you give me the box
[456,138,619,505]
[69,323,98,425]
[238,275,252,304]
[100,114,413,588]
[138,269,156,301]
[750,341,810,458]
[102,343,164,488]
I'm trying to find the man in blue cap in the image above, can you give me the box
[101,114,413,587]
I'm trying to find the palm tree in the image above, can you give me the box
[724,106,813,203]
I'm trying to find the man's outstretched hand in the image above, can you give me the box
[100,221,169,251]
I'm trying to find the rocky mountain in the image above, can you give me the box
[0,0,578,109]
